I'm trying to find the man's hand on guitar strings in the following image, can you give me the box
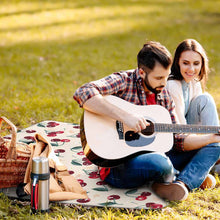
[123,113,149,133]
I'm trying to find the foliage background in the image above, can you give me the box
[0,0,220,219]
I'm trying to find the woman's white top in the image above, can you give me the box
[166,79,202,124]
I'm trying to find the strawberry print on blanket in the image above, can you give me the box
[11,121,167,209]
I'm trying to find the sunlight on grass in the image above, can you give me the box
[0,0,220,125]
[0,5,161,45]
[0,1,220,218]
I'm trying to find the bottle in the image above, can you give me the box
[31,156,50,213]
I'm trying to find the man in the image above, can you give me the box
[74,41,220,201]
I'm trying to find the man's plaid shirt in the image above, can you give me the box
[74,68,186,151]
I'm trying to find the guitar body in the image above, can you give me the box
[80,95,173,167]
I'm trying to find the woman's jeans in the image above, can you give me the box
[171,93,220,190]
[104,152,175,188]
[186,93,219,126]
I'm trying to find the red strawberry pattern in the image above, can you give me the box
[13,120,166,209]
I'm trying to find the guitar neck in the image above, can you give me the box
[154,123,220,134]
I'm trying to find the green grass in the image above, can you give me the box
[0,0,220,219]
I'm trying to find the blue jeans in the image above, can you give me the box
[105,145,220,191]
[186,93,219,126]
[166,144,220,190]
[104,152,175,188]
[169,93,220,190]
[105,94,220,190]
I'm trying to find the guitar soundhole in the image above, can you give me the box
[141,120,154,136]
[125,131,140,141]
[125,120,154,142]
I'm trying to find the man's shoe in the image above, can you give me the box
[152,182,188,201]
[200,174,216,190]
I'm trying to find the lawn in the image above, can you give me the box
[0,0,220,219]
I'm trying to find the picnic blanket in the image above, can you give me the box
[1,121,167,209]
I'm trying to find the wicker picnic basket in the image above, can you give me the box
[0,116,31,189]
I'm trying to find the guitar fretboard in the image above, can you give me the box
[154,123,220,134]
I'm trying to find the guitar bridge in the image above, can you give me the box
[116,121,124,139]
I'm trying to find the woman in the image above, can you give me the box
[166,39,220,179]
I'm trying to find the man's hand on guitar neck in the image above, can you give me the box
[83,94,149,133]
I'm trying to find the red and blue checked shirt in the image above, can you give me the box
[74,68,186,152]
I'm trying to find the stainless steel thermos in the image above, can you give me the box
[31,156,50,213]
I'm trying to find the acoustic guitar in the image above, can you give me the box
[80,95,220,167]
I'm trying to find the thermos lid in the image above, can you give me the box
[32,156,49,174]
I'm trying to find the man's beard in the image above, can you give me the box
[144,76,164,94]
